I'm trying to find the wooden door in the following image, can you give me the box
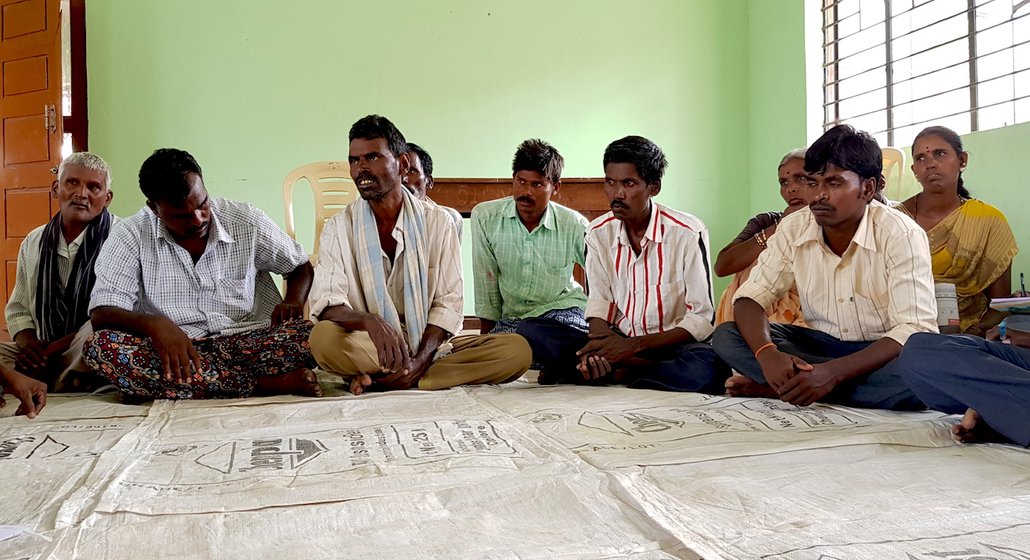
[0,0,62,333]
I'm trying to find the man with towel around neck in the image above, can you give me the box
[308,115,531,394]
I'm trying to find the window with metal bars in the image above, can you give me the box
[823,0,1030,146]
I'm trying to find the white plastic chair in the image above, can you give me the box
[881,147,906,202]
[282,161,357,262]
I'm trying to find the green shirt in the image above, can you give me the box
[471,197,588,321]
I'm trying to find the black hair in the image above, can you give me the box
[512,139,564,184]
[912,125,971,198]
[407,142,433,177]
[602,135,668,185]
[804,124,882,184]
[348,115,408,156]
[138,148,203,204]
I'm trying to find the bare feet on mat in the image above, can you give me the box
[255,368,323,397]
[536,369,558,385]
[120,393,151,405]
[951,408,1011,444]
[349,373,373,395]
[725,374,778,398]
[609,367,629,385]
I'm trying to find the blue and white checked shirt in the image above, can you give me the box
[89,198,308,338]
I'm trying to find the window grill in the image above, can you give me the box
[823,0,1030,146]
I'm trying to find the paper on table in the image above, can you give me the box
[990,296,1030,313]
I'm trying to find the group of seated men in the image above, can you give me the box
[1,115,1026,448]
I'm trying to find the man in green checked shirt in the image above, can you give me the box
[470,140,590,368]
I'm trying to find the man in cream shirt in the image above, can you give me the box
[712,125,937,410]
[308,115,531,394]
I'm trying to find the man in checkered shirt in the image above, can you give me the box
[470,139,589,340]
[83,149,322,400]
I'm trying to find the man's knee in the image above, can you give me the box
[489,333,533,372]
[509,335,533,371]
[309,321,377,374]
[267,318,314,338]
[515,319,550,352]
[898,332,949,364]
[83,329,118,358]
[898,332,948,385]
[514,317,556,341]
[0,341,19,369]
[81,329,124,374]
[516,319,583,358]
[681,344,731,390]
[308,321,344,362]
[711,321,742,351]
[514,318,538,337]
[460,333,533,378]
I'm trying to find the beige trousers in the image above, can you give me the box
[309,321,531,390]
[0,322,95,392]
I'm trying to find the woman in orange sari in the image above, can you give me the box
[896,126,1018,336]
[714,149,808,326]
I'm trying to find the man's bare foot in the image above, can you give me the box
[536,369,558,385]
[255,368,323,397]
[951,408,1012,444]
[610,367,629,385]
[120,393,151,405]
[349,373,373,395]
[725,374,778,398]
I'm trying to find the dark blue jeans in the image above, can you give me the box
[711,322,924,410]
[899,332,1030,446]
[516,317,728,393]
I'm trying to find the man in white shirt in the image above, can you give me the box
[2,152,115,393]
[85,148,320,400]
[712,125,937,410]
[308,115,531,394]
[518,136,728,392]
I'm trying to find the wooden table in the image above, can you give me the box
[428,178,609,220]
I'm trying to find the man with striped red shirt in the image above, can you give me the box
[516,136,728,391]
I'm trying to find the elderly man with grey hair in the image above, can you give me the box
[2,152,116,394]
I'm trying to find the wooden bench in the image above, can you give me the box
[428,178,609,220]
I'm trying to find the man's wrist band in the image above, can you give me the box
[754,342,776,359]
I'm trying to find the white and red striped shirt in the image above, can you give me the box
[584,202,715,342]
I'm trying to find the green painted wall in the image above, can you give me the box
[746,0,809,219]
[87,0,751,314]
[86,0,1025,314]
[961,123,1030,285]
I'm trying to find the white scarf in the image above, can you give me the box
[352,188,430,352]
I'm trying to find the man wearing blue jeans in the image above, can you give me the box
[518,136,727,392]
[898,327,1030,446]
[711,125,937,410]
